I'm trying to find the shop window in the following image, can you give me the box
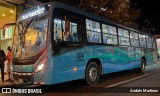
[0,27,13,40]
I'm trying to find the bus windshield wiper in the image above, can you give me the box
[18,16,38,57]
[19,16,38,47]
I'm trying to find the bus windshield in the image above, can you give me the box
[13,14,48,58]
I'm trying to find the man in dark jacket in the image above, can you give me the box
[0,46,6,82]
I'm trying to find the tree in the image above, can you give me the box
[78,0,140,26]
[78,0,108,15]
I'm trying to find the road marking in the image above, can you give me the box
[105,70,160,88]
[105,74,149,88]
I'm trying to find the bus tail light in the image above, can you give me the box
[35,58,47,72]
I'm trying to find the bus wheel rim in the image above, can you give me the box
[142,61,145,71]
[89,67,97,81]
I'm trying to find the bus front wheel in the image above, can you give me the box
[86,62,100,86]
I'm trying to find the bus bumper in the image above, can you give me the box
[12,72,46,85]
[12,68,52,85]
[12,72,35,84]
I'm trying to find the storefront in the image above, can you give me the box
[0,2,16,54]
[0,0,25,73]
[0,0,41,54]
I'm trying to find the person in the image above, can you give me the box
[0,46,6,82]
[107,37,113,44]
[63,31,75,42]
[6,46,13,82]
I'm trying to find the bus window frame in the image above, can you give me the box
[129,30,140,47]
[117,26,131,46]
[85,18,102,44]
[139,33,147,48]
[101,23,118,45]
[100,21,119,46]
[85,17,119,46]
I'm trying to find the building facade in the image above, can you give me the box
[0,0,41,72]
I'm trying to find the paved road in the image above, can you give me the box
[1,63,160,96]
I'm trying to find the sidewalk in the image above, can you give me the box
[0,73,16,87]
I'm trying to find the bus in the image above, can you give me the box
[12,1,158,86]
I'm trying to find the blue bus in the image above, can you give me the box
[12,2,158,86]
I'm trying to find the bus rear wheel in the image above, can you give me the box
[86,62,100,86]
[140,59,146,72]
[134,59,146,72]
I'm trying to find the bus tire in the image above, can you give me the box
[134,59,146,72]
[86,62,100,86]
[140,59,146,72]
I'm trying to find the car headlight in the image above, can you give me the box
[35,58,47,72]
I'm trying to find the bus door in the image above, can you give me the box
[52,9,84,83]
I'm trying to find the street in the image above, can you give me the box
[1,63,160,96]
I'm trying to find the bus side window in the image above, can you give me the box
[102,24,117,45]
[55,20,81,43]
[86,19,101,43]
[54,19,63,43]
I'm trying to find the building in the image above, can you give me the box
[0,0,25,53]
[0,0,42,52]
[0,0,42,72]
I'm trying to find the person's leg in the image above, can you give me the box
[1,63,4,82]
[6,61,11,81]
[9,64,14,82]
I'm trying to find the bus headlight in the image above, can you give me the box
[37,64,44,71]
[35,58,47,72]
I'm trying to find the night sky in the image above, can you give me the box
[131,0,160,35]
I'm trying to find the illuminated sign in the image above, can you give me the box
[0,27,13,40]
[19,3,50,21]
[21,7,45,20]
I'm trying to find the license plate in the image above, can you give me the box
[18,79,23,83]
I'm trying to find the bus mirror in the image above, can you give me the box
[65,19,70,32]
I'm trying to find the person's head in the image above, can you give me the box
[64,31,71,37]
[7,46,12,51]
